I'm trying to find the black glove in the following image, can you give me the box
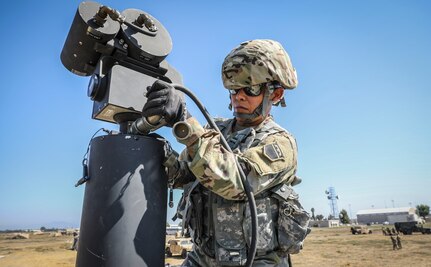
[142,80,186,127]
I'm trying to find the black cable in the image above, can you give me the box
[75,128,110,187]
[172,84,258,267]
[82,128,109,161]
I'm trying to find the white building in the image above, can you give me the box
[166,225,182,235]
[309,219,340,228]
[356,207,419,224]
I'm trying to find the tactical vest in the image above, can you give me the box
[180,118,310,266]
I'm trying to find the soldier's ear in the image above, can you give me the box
[271,88,284,103]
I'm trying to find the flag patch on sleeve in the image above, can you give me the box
[263,142,284,161]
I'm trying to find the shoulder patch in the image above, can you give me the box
[263,142,284,161]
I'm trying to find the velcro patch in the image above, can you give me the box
[263,142,284,161]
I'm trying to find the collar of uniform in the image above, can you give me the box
[231,115,274,133]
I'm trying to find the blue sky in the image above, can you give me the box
[0,0,430,229]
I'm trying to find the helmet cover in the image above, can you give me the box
[222,39,298,90]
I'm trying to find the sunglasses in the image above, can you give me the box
[229,84,266,97]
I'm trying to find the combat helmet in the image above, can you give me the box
[221,39,298,119]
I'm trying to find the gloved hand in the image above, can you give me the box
[162,139,195,187]
[142,80,186,127]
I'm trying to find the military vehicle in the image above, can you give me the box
[350,225,372,234]
[395,221,431,235]
[165,238,193,258]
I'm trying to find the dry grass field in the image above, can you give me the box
[0,233,75,266]
[291,226,431,267]
[1,225,430,267]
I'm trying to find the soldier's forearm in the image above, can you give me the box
[167,160,196,188]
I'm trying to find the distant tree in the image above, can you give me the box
[316,214,324,221]
[416,204,430,217]
[40,226,46,232]
[339,209,350,224]
[328,214,335,220]
[311,208,315,220]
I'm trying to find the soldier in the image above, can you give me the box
[70,231,79,251]
[386,227,391,235]
[143,39,309,266]
[396,233,402,249]
[390,235,398,250]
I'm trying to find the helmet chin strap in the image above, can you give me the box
[232,89,273,121]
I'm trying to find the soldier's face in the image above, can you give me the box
[230,87,284,126]
[230,88,265,125]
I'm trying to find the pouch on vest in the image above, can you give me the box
[212,199,247,266]
[243,197,277,254]
[271,184,311,255]
[179,181,203,241]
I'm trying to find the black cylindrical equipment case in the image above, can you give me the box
[76,134,167,267]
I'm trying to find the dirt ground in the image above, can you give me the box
[0,233,75,266]
[1,225,430,266]
[291,226,431,267]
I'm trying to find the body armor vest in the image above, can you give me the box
[180,118,310,266]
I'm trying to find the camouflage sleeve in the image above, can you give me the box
[176,117,298,200]
[241,133,297,195]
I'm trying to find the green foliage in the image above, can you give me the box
[311,208,315,220]
[316,214,324,220]
[416,204,430,217]
[0,229,28,233]
[339,209,350,224]
[39,226,60,232]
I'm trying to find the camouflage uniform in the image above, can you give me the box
[390,235,398,250]
[396,234,402,249]
[171,116,309,266]
[169,40,309,266]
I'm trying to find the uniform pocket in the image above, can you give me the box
[213,200,247,266]
[243,197,277,253]
[277,193,311,254]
